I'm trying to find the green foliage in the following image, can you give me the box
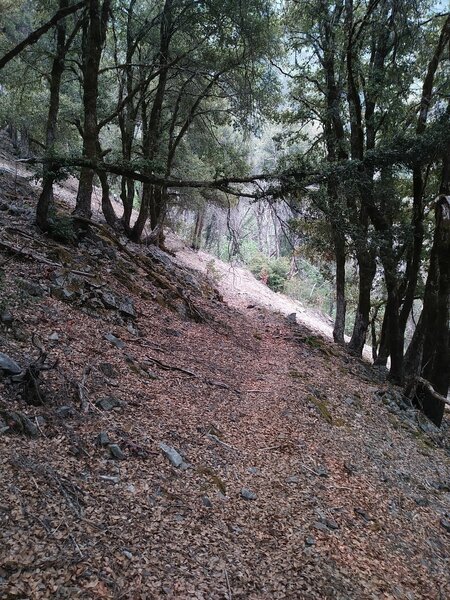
[246,252,290,292]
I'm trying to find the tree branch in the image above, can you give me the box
[0,1,87,70]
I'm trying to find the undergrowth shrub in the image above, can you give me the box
[247,252,290,292]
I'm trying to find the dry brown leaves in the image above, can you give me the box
[0,183,449,599]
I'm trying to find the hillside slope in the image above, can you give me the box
[0,164,449,599]
[166,232,337,342]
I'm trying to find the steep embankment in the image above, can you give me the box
[166,232,337,342]
[0,162,449,599]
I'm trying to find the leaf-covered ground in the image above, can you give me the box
[0,166,449,599]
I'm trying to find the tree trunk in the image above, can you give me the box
[192,208,205,251]
[130,182,151,242]
[408,195,450,426]
[120,177,134,231]
[117,0,137,232]
[204,212,217,251]
[384,270,403,384]
[74,0,110,217]
[398,19,449,336]
[398,166,425,336]
[348,249,376,356]
[374,310,389,366]
[404,311,424,382]
[98,169,118,227]
[36,0,68,230]
[332,227,346,344]
[130,0,172,242]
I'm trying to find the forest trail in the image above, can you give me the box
[0,163,449,599]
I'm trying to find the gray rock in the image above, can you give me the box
[99,475,120,483]
[314,518,339,532]
[86,297,105,311]
[145,370,159,380]
[146,245,173,268]
[101,292,136,319]
[377,389,409,411]
[440,517,450,533]
[49,332,60,341]
[51,285,75,302]
[122,549,133,560]
[418,415,440,435]
[324,518,339,530]
[96,396,122,411]
[1,311,13,325]
[103,246,117,260]
[101,291,119,310]
[305,536,316,546]
[18,279,45,297]
[0,416,9,434]
[8,204,27,216]
[166,328,182,337]
[344,395,358,406]
[96,431,110,447]
[240,488,257,500]
[119,297,136,319]
[316,465,329,478]
[159,442,184,467]
[344,462,357,475]
[354,508,371,521]
[108,444,125,460]
[173,514,185,523]
[127,323,139,336]
[0,352,22,375]
[286,475,300,484]
[247,467,260,475]
[4,411,39,437]
[35,416,46,428]
[104,333,125,349]
[308,385,327,401]
[286,312,297,324]
[202,496,212,508]
[12,328,28,343]
[55,405,75,418]
[413,496,430,507]
[98,362,117,378]
[430,480,450,492]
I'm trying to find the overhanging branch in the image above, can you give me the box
[0,1,87,70]
[19,123,449,198]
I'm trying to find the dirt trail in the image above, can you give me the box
[0,162,449,598]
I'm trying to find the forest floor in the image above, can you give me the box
[0,149,449,599]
